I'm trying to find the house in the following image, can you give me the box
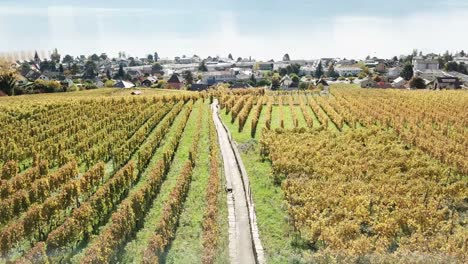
[414,69,447,81]
[392,77,406,88]
[189,83,209,91]
[412,57,439,73]
[360,79,377,88]
[25,70,41,81]
[141,76,158,87]
[280,75,293,89]
[387,66,402,78]
[114,80,135,88]
[434,77,462,89]
[335,65,362,77]
[375,62,386,73]
[202,71,236,85]
[167,73,184,89]
[257,63,274,71]
[126,69,142,79]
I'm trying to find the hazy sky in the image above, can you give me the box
[0,0,467,60]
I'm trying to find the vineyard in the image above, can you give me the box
[0,86,467,263]
[0,90,228,263]
[218,86,468,263]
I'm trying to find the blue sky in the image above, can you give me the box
[0,0,467,60]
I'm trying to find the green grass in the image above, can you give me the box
[120,100,203,263]
[164,101,229,263]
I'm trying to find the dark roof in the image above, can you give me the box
[189,84,209,91]
[315,78,329,86]
[436,77,460,83]
[168,73,183,83]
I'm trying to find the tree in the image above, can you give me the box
[445,61,459,72]
[299,82,308,90]
[327,64,339,78]
[0,72,16,96]
[409,77,426,89]
[249,74,257,86]
[59,64,64,73]
[70,63,79,75]
[154,52,159,62]
[283,54,290,61]
[228,53,233,60]
[198,60,208,72]
[118,64,125,79]
[400,64,414,81]
[106,69,112,80]
[460,50,466,57]
[443,50,452,63]
[39,60,51,72]
[278,68,288,77]
[152,63,163,73]
[290,73,300,83]
[83,60,97,79]
[237,57,242,62]
[373,76,382,82]
[147,54,154,62]
[314,61,324,78]
[182,70,194,85]
[62,55,74,65]
[50,48,61,63]
[128,57,136,67]
[392,56,398,62]
[271,73,281,90]
[100,53,108,60]
[20,62,31,76]
[90,54,100,62]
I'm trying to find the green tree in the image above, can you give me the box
[290,73,300,83]
[299,82,308,90]
[400,64,414,81]
[62,54,73,65]
[409,77,426,89]
[106,69,112,79]
[70,63,79,75]
[249,74,257,86]
[0,72,16,96]
[118,64,125,79]
[228,53,233,60]
[90,54,100,62]
[154,52,159,62]
[460,50,466,57]
[283,53,290,61]
[100,53,108,60]
[147,54,154,62]
[59,64,64,73]
[315,61,324,78]
[279,68,288,77]
[198,60,208,72]
[237,57,242,62]
[50,48,61,62]
[83,60,97,79]
[182,70,194,85]
[128,57,136,67]
[327,64,339,78]
[152,63,163,73]
[392,56,398,62]
[445,61,458,72]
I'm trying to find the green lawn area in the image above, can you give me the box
[219,104,309,263]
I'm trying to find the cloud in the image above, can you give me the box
[0,4,467,60]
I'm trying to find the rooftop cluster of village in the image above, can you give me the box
[1,49,467,95]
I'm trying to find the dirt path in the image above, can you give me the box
[211,100,264,264]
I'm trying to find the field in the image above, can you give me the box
[0,86,467,264]
[217,86,467,263]
[0,89,229,263]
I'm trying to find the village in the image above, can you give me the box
[0,49,467,96]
